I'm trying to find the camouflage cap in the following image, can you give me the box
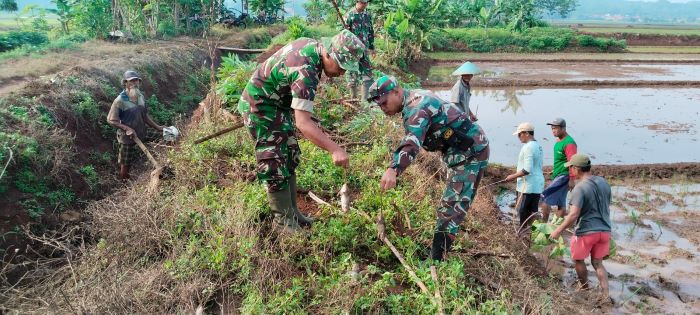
[321,29,366,72]
[367,75,398,104]
[122,70,141,82]
[357,0,369,2]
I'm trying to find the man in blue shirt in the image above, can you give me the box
[505,122,544,242]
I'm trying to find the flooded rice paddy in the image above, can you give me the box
[433,88,700,165]
[427,62,700,83]
[496,182,700,314]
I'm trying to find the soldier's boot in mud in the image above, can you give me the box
[430,231,455,261]
[289,173,314,227]
[267,188,301,234]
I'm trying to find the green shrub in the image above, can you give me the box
[80,165,99,190]
[0,131,40,161]
[35,105,55,126]
[14,168,48,195]
[296,140,345,194]
[286,17,309,40]
[73,93,101,121]
[157,19,178,38]
[216,54,257,111]
[8,106,30,121]
[20,199,45,219]
[145,95,171,125]
[270,22,336,46]
[47,187,75,210]
[576,35,626,51]
[0,31,49,52]
[429,27,628,52]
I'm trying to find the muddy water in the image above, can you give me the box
[427,63,700,83]
[433,88,700,165]
[496,182,700,314]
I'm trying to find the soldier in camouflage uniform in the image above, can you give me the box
[238,29,367,233]
[368,75,490,261]
[344,0,374,101]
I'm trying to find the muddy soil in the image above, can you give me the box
[580,32,700,46]
[419,60,700,88]
[424,78,700,88]
[496,177,700,314]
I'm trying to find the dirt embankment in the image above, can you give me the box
[581,32,700,46]
[0,42,209,261]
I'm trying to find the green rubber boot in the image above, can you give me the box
[360,79,372,104]
[348,83,358,100]
[290,173,315,227]
[268,188,301,234]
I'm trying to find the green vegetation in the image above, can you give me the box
[531,216,570,259]
[270,17,335,46]
[0,30,47,52]
[428,27,625,53]
[216,54,257,111]
[575,34,626,51]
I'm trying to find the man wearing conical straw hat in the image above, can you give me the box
[449,61,480,122]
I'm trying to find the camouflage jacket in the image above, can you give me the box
[238,38,322,114]
[391,89,488,175]
[344,8,374,50]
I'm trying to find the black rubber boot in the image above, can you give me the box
[267,188,301,234]
[430,231,454,261]
[289,174,314,227]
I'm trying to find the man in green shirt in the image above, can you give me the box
[541,118,577,222]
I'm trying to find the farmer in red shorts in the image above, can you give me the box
[551,154,612,302]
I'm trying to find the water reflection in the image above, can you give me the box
[433,88,700,165]
[474,89,531,114]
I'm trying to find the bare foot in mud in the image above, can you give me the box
[595,294,614,307]
[574,282,592,292]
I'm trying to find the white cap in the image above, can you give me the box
[512,122,535,135]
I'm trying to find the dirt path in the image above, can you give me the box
[0,40,193,96]
[0,26,286,96]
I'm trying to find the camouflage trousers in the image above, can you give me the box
[241,105,300,193]
[345,53,372,86]
[435,144,490,236]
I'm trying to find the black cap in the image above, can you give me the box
[546,117,566,127]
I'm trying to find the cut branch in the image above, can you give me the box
[376,212,430,295]
[193,122,244,144]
